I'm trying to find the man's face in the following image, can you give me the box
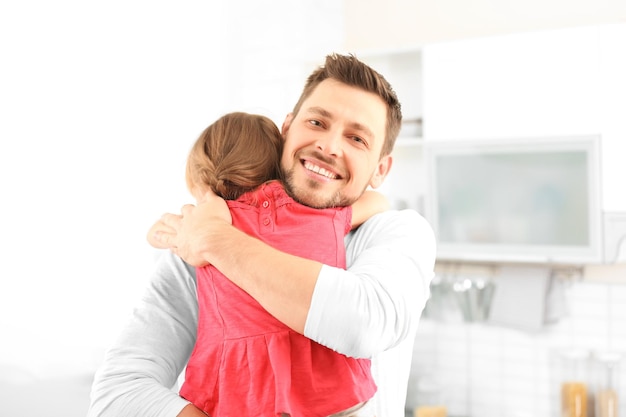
[280,79,392,208]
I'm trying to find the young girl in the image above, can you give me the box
[148,112,388,417]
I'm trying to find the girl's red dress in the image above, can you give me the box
[179,181,376,417]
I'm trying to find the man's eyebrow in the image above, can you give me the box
[306,106,374,139]
[306,106,332,118]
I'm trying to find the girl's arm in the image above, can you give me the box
[350,190,390,229]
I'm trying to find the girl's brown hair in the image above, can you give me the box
[186,112,283,200]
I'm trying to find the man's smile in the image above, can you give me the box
[302,160,340,180]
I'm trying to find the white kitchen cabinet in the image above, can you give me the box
[422,26,602,141]
[420,23,626,264]
[421,23,626,213]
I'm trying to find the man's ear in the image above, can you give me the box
[281,113,294,138]
[369,154,393,189]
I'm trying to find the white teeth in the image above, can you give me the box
[304,161,337,179]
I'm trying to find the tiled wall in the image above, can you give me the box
[408,275,626,417]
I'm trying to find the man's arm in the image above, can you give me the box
[306,210,435,358]
[88,252,201,417]
[162,201,435,357]
[170,210,321,334]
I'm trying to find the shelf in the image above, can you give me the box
[395,137,423,148]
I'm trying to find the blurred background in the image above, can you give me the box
[1,1,626,416]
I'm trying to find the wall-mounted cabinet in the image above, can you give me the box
[357,23,626,264]
[422,23,626,213]
[422,23,626,264]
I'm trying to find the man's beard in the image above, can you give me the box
[281,167,358,209]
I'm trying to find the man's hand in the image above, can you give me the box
[177,403,209,417]
[146,212,183,249]
[148,189,232,267]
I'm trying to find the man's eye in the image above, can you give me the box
[309,119,322,127]
[352,136,365,144]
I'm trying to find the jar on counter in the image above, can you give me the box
[592,352,621,417]
[557,349,590,417]
[413,376,447,417]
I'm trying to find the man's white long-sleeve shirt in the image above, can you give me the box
[88,209,435,417]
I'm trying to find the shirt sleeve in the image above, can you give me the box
[87,252,199,417]
[303,209,436,359]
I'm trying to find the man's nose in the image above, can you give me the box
[316,130,342,156]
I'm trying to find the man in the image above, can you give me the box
[88,53,436,417]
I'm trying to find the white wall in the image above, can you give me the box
[0,0,228,371]
[0,2,344,414]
